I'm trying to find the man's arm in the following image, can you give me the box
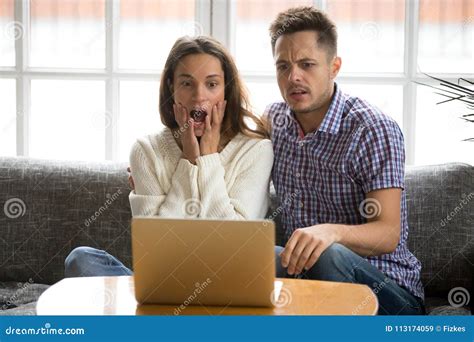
[280,188,401,276]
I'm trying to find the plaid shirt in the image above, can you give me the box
[267,83,424,300]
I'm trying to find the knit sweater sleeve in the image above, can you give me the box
[196,139,273,220]
[128,139,199,217]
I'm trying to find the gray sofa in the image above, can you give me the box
[0,157,472,315]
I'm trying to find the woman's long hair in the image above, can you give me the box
[159,36,269,142]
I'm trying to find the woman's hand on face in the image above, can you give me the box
[174,103,200,164]
[200,100,226,156]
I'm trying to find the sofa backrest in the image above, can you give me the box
[0,157,132,285]
[405,163,473,297]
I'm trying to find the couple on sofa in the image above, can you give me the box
[64,6,424,315]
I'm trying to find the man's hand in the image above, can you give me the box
[200,101,226,156]
[127,166,135,190]
[280,224,339,275]
[174,103,200,164]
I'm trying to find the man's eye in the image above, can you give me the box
[277,64,288,71]
[302,62,314,68]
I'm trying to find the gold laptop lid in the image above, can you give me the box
[132,217,275,307]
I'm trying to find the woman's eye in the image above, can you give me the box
[208,82,218,88]
[181,81,192,87]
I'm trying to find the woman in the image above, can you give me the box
[64,36,273,277]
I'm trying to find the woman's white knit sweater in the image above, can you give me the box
[129,128,274,220]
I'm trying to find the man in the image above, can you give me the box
[266,7,424,315]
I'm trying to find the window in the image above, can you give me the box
[416,0,473,164]
[415,85,473,165]
[0,0,15,66]
[0,79,16,156]
[0,0,202,162]
[30,80,106,161]
[1,0,472,165]
[418,0,474,73]
[326,0,405,73]
[119,0,196,70]
[30,0,106,68]
[118,80,161,161]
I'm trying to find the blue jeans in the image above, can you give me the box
[274,243,424,315]
[64,247,132,278]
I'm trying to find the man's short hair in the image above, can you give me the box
[269,6,338,58]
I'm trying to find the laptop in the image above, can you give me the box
[131,217,276,307]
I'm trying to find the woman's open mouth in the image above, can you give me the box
[190,109,207,123]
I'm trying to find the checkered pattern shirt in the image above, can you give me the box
[266,83,424,300]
